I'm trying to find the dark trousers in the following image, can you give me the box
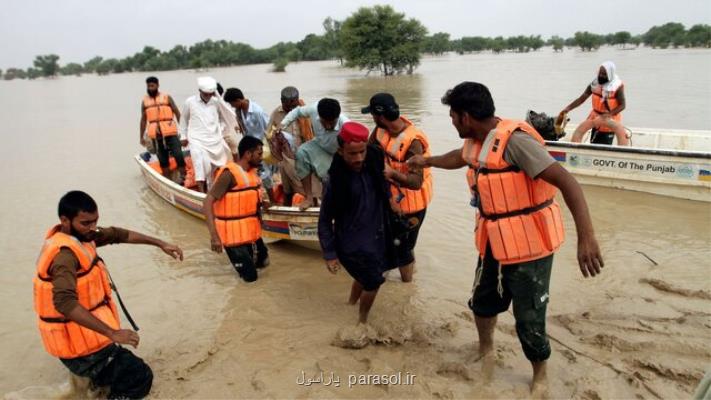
[60,344,152,399]
[154,135,185,169]
[224,238,269,282]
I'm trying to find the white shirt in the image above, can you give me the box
[179,95,234,168]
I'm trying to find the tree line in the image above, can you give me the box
[2,6,710,81]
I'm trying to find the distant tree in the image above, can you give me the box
[0,69,2,79]
[643,22,686,48]
[323,17,343,62]
[33,54,60,77]
[490,36,506,53]
[612,31,632,48]
[3,68,26,80]
[423,32,451,55]
[272,58,288,72]
[96,58,118,75]
[564,37,576,47]
[458,36,490,53]
[549,35,565,52]
[60,62,84,76]
[26,68,42,79]
[573,31,603,51]
[686,24,711,47]
[630,35,642,47]
[340,5,427,75]
[83,56,103,73]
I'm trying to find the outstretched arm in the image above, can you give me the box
[123,230,183,260]
[537,163,603,278]
[562,85,592,114]
[407,147,467,170]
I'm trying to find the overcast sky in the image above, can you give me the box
[1,0,709,69]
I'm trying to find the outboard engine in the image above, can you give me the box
[526,110,566,141]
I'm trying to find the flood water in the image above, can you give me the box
[1,46,710,399]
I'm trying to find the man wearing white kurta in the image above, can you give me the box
[179,77,241,192]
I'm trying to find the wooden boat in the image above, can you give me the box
[134,155,321,248]
[546,127,711,202]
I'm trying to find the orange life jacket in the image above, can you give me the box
[589,83,623,133]
[462,119,565,265]
[143,93,178,139]
[33,226,120,359]
[375,117,433,214]
[213,163,262,246]
[296,99,315,142]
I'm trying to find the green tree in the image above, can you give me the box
[26,68,42,79]
[83,56,103,73]
[340,5,427,75]
[686,24,711,47]
[3,68,26,80]
[423,32,451,55]
[630,35,642,47]
[458,36,490,53]
[323,17,343,62]
[573,31,603,51]
[643,22,686,48]
[490,36,506,53]
[60,62,84,76]
[612,31,632,48]
[549,35,565,52]
[33,54,60,77]
[272,57,288,72]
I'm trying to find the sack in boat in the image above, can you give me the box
[526,110,566,141]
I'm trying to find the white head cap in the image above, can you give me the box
[197,76,217,93]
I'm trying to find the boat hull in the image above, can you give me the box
[135,156,321,246]
[546,141,711,202]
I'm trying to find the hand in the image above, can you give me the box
[325,259,341,274]
[384,164,397,182]
[261,201,272,211]
[140,138,146,147]
[109,329,140,348]
[577,235,604,278]
[180,139,188,147]
[210,235,223,253]
[160,242,184,261]
[406,155,427,169]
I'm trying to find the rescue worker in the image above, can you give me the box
[408,82,604,393]
[363,93,432,282]
[318,122,395,324]
[140,76,186,183]
[203,136,270,282]
[561,61,629,145]
[34,190,183,399]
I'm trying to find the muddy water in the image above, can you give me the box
[1,47,710,398]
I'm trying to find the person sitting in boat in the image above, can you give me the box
[266,86,316,206]
[140,76,186,184]
[561,61,629,146]
[34,191,183,399]
[178,77,240,193]
[279,98,349,210]
[318,121,395,324]
[203,136,270,282]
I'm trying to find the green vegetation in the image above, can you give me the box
[340,5,427,75]
[1,12,710,81]
[272,58,288,72]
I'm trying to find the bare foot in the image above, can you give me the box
[531,380,549,399]
[480,349,495,382]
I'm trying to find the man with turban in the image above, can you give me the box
[179,77,241,192]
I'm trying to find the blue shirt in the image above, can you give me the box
[240,100,269,140]
[280,103,349,154]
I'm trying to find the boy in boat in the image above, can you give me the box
[318,122,395,323]
[34,190,183,398]
[203,136,270,282]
